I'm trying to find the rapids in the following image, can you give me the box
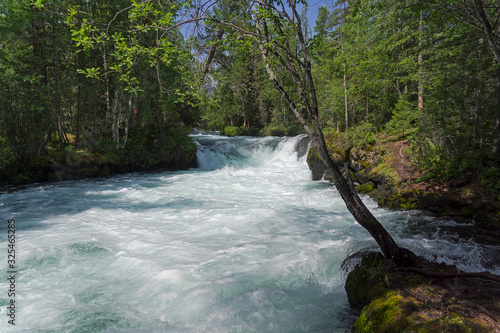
[0,132,499,332]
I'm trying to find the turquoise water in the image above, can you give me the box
[0,133,498,332]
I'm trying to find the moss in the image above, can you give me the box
[345,252,397,308]
[409,312,491,332]
[347,251,495,332]
[356,181,374,193]
[90,165,100,176]
[352,288,492,332]
[352,291,411,333]
[10,173,31,185]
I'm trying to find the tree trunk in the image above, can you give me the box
[343,62,349,131]
[112,88,121,149]
[255,2,416,267]
[493,68,500,155]
[122,94,132,149]
[418,10,424,111]
[339,3,349,131]
[31,5,42,78]
[313,130,414,266]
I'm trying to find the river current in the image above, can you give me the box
[1,132,499,332]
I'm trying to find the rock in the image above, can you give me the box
[346,251,500,332]
[294,135,310,159]
[307,147,326,181]
[345,252,396,309]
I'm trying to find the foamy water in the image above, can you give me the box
[0,133,498,332]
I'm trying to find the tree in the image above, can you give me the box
[250,0,416,266]
[415,0,500,155]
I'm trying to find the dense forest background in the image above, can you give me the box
[0,0,499,200]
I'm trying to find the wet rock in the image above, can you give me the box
[294,135,311,159]
[307,147,326,181]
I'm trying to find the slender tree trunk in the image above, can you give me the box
[103,46,111,119]
[472,0,500,64]
[112,88,121,149]
[180,29,224,123]
[396,80,402,99]
[352,90,356,125]
[343,60,349,130]
[31,5,42,78]
[122,93,131,149]
[339,4,349,131]
[418,10,424,112]
[255,2,416,266]
[493,68,500,155]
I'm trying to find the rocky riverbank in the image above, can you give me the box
[306,136,500,230]
[0,144,197,190]
[344,251,500,332]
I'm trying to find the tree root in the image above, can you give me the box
[395,267,500,283]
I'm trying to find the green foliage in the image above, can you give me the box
[0,136,15,174]
[0,0,498,204]
[385,97,419,139]
[416,171,436,183]
[408,136,483,180]
[121,141,155,168]
[223,125,242,137]
[261,123,303,137]
[481,167,500,201]
[223,126,261,137]
[345,122,377,147]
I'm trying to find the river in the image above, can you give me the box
[1,132,499,332]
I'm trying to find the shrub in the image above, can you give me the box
[261,123,303,136]
[223,125,242,137]
[481,166,500,201]
[0,136,15,174]
[345,122,377,147]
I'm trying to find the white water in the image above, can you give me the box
[1,133,499,332]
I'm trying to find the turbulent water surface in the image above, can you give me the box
[1,132,499,332]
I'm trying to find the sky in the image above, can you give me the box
[303,0,327,26]
[180,1,330,39]
[297,0,330,34]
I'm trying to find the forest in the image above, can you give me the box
[0,0,499,202]
[2,1,500,331]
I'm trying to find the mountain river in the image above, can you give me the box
[1,132,499,332]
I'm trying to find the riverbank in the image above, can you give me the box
[0,135,198,189]
[305,133,500,331]
[306,133,500,230]
[344,251,500,332]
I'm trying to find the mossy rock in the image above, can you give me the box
[345,252,397,308]
[307,146,326,180]
[353,291,492,333]
[356,181,374,194]
[346,251,499,332]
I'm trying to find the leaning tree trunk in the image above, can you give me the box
[253,0,416,267]
[311,123,415,266]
